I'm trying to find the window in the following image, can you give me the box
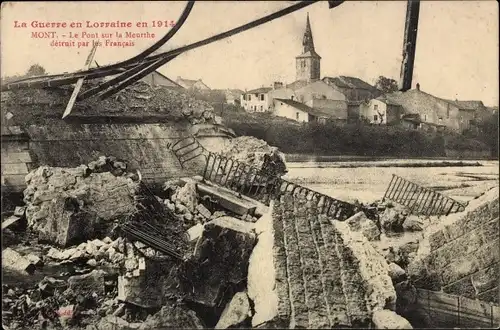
[374,115,378,121]
[291,95,294,100]
[301,60,306,68]
[322,95,326,99]
[260,105,263,111]
[438,117,443,124]
[424,114,427,122]
[374,105,378,111]
[260,94,265,101]
[296,112,300,120]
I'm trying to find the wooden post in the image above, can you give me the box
[399,0,420,91]
[62,41,98,119]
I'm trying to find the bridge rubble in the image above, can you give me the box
[1,141,418,329]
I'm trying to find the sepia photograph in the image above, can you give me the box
[1,1,499,329]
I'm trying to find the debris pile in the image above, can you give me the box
[218,136,288,178]
[2,80,215,125]
[2,154,267,329]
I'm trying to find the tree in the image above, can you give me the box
[26,64,47,77]
[375,76,399,93]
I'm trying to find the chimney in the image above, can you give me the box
[273,81,283,90]
[416,83,420,91]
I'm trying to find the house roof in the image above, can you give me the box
[323,76,377,91]
[275,98,331,118]
[176,76,209,89]
[285,80,310,91]
[151,71,184,88]
[444,99,484,111]
[246,87,272,94]
[375,95,404,106]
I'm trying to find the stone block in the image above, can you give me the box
[215,291,251,329]
[471,263,498,294]
[68,269,106,295]
[481,217,499,243]
[372,309,413,329]
[440,257,479,285]
[442,275,476,299]
[2,248,36,274]
[37,196,97,247]
[345,211,381,241]
[117,272,163,308]
[477,286,499,304]
[181,216,256,307]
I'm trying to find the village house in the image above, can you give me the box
[240,87,273,112]
[175,76,211,90]
[444,100,487,132]
[273,98,331,123]
[140,71,184,89]
[224,89,244,105]
[103,70,184,90]
[359,95,404,125]
[363,84,488,133]
[377,85,463,131]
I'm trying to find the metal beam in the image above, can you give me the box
[399,0,420,92]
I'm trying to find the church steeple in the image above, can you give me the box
[296,14,321,82]
[303,13,315,53]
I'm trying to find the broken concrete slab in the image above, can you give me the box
[197,182,257,216]
[1,216,21,231]
[68,269,106,295]
[117,274,163,308]
[372,309,413,329]
[175,179,198,212]
[138,303,204,329]
[2,248,36,274]
[180,216,256,307]
[215,291,251,329]
[345,211,381,241]
[37,196,97,247]
[196,203,212,219]
[186,223,204,242]
[247,204,279,327]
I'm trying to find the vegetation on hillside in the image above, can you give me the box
[219,108,491,157]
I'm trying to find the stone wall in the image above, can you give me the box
[2,122,231,191]
[264,193,398,328]
[409,187,499,303]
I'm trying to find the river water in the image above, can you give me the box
[283,159,499,204]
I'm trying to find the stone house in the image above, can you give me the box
[322,76,382,102]
[241,87,273,112]
[273,98,331,123]
[175,76,211,91]
[380,87,463,131]
[444,100,487,132]
[359,96,404,125]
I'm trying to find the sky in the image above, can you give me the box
[1,1,498,106]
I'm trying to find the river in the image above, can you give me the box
[283,159,499,204]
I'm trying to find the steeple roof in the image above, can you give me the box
[298,13,321,59]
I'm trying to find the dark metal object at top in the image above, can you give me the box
[399,0,420,92]
[383,174,467,216]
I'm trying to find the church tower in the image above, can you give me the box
[296,13,321,82]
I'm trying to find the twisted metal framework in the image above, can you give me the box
[383,174,467,216]
[1,1,327,98]
[201,150,357,221]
